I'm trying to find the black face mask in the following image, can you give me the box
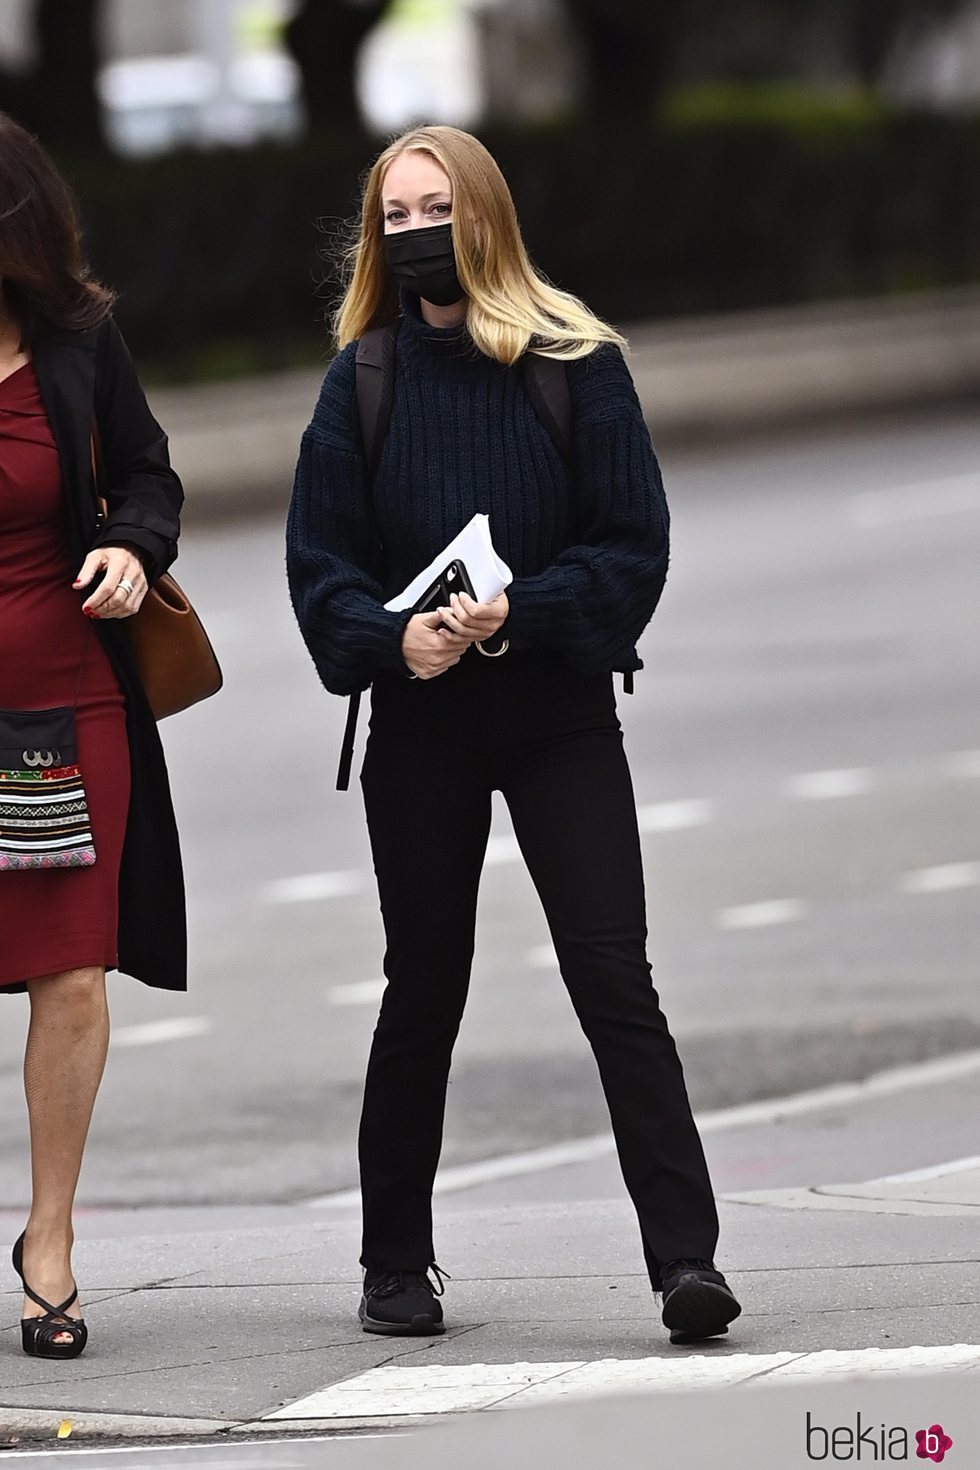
[382,222,464,308]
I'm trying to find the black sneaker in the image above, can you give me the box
[358,1266,449,1336]
[660,1258,741,1345]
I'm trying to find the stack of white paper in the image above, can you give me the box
[384,514,513,612]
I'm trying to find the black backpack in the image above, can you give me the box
[335,320,575,790]
[354,319,573,484]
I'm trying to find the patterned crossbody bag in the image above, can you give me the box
[0,636,96,873]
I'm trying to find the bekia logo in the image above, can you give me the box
[806,1412,954,1461]
[915,1425,954,1463]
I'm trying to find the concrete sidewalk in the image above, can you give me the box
[158,286,980,521]
[1,1061,978,1447]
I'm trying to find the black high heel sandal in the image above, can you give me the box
[11,1232,88,1360]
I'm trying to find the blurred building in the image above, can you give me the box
[0,0,977,158]
[0,0,302,152]
[360,0,575,130]
[884,1,980,109]
[100,0,302,153]
[0,0,574,154]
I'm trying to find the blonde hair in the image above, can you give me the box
[334,125,626,364]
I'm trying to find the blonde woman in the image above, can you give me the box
[287,126,741,1345]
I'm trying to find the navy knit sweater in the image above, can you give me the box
[286,297,670,697]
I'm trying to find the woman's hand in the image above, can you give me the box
[74,547,148,620]
[402,611,468,679]
[436,590,509,644]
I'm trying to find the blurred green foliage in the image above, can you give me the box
[662,83,888,131]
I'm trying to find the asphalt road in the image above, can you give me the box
[1,406,978,1208]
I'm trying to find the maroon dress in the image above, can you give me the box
[0,362,130,989]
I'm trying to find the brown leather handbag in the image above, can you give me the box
[90,434,223,720]
[122,570,223,720]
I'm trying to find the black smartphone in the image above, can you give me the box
[414,559,476,619]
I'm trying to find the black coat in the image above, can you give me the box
[29,317,187,992]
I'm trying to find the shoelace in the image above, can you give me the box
[366,1264,451,1300]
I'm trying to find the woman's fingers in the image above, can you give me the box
[402,613,467,677]
[73,550,106,591]
[438,592,503,638]
[78,549,146,619]
[97,575,148,619]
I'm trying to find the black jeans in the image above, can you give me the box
[358,650,718,1289]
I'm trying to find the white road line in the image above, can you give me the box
[112,1018,213,1049]
[527,944,557,969]
[305,1046,980,1209]
[304,1134,618,1210]
[850,470,980,528]
[784,768,872,800]
[329,979,387,1007]
[699,1047,980,1131]
[871,1154,980,1185]
[946,749,980,779]
[0,1435,403,1460]
[484,834,522,866]
[484,803,714,867]
[265,1345,980,1419]
[717,898,807,930]
[263,870,365,904]
[636,799,714,832]
[900,861,980,894]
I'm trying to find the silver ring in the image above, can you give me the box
[117,578,135,597]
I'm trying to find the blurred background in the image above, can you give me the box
[0,1,978,1211]
[0,0,979,375]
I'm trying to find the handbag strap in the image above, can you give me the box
[336,691,362,792]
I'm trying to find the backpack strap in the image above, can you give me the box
[336,689,362,792]
[525,356,636,696]
[356,322,399,484]
[523,352,573,464]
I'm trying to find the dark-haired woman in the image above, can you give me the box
[288,126,742,1345]
[0,113,186,1359]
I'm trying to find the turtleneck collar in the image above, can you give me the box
[397,288,477,358]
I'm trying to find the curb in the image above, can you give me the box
[157,286,980,523]
[0,1409,231,1444]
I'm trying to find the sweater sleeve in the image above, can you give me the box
[504,345,669,675]
[286,343,412,696]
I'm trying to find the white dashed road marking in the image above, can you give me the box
[264,870,366,904]
[946,749,980,779]
[329,979,387,1007]
[717,898,807,930]
[784,768,872,800]
[850,471,980,528]
[900,861,980,894]
[264,1345,980,1420]
[483,834,522,866]
[636,799,714,832]
[112,1018,213,1049]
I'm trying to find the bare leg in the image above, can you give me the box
[21,967,109,1342]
